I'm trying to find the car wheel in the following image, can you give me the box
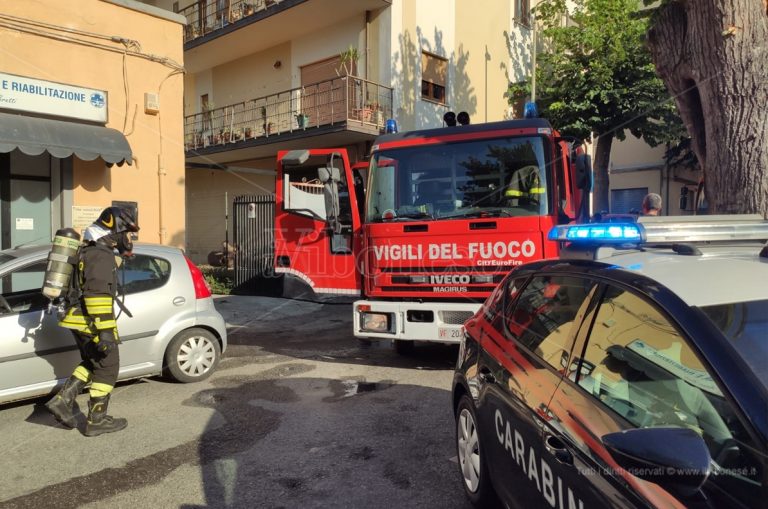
[394,339,414,355]
[456,394,499,507]
[164,328,221,383]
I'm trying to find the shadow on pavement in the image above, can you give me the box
[214,295,461,373]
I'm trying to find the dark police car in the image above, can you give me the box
[452,215,767,508]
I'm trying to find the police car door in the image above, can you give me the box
[478,274,596,507]
[547,281,765,508]
[545,287,684,507]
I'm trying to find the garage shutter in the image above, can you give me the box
[610,188,647,214]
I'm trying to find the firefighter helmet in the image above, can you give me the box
[95,207,139,234]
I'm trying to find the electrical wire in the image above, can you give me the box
[0,16,184,72]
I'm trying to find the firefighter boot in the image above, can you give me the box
[45,375,87,428]
[84,394,127,437]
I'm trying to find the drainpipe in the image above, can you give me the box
[156,69,184,245]
[365,10,371,80]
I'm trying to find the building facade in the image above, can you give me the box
[0,0,185,249]
[609,135,702,216]
[141,0,534,263]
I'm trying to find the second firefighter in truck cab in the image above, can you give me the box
[45,206,139,436]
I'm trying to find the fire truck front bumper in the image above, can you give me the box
[353,300,481,343]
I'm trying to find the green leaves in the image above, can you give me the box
[516,0,683,145]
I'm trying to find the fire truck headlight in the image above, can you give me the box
[360,312,392,333]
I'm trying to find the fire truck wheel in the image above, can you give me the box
[394,340,415,355]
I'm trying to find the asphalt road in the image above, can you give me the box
[0,296,472,509]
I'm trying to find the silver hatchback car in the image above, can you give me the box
[0,243,227,405]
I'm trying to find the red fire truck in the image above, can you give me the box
[274,117,592,352]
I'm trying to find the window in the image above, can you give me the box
[576,287,763,504]
[421,52,447,104]
[366,135,551,222]
[1,260,46,295]
[486,275,528,333]
[119,255,171,295]
[0,260,48,314]
[514,0,531,27]
[504,275,596,370]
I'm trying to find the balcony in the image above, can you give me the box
[180,0,391,73]
[184,75,392,164]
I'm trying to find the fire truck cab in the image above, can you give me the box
[274,117,592,351]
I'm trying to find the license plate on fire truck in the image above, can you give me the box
[438,327,463,340]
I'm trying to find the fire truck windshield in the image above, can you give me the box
[366,135,550,222]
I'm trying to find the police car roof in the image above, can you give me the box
[597,244,767,308]
[549,215,768,308]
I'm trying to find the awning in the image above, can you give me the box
[0,112,132,166]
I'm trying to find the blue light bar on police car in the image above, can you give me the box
[548,223,646,243]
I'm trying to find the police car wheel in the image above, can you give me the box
[456,394,499,507]
[164,328,221,383]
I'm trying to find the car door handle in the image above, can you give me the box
[544,435,573,465]
[173,296,186,306]
[478,368,496,384]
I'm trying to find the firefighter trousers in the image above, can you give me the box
[71,330,120,393]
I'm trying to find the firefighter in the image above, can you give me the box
[504,164,545,211]
[45,206,139,436]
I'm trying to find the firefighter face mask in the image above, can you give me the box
[115,232,134,257]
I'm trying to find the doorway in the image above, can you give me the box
[0,151,63,250]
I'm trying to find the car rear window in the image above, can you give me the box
[119,254,172,294]
[700,299,768,385]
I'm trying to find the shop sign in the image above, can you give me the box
[0,72,108,123]
[72,205,105,231]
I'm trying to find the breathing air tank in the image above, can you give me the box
[42,228,81,301]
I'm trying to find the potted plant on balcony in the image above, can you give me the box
[230,5,243,22]
[296,113,310,129]
[244,126,253,139]
[242,2,254,16]
[371,103,385,126]
[338,45,359,77]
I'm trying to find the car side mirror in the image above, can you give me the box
[575,154,593,191]
[602,427,711,498]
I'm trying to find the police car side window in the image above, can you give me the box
[504,275,595,370]
[577,287,763,495]
[486,275,526,332]
[119,255,171,294]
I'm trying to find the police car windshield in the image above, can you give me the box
[366,136,550,223]
[700,299,768,385]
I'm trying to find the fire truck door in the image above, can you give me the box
[277,149,363,298]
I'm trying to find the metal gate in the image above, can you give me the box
[233,194,280,295]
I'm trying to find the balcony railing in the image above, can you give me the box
[184,75,393,152]
[179,0,280,43]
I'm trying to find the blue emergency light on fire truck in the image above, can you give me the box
[273,112,593,352]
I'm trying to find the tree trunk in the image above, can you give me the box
[647,1,768,216]
[592,133,613,215]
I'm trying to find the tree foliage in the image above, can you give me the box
[512,0,685,213]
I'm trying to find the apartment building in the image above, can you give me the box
[141,0,535,263]
[0,0,185,248]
